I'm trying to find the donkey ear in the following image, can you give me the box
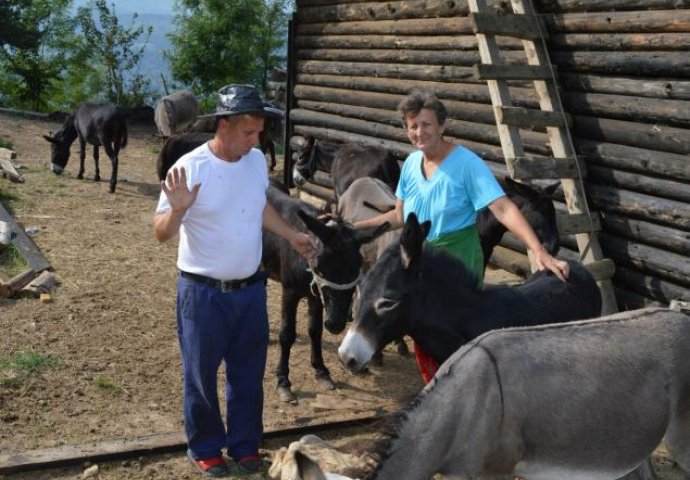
[400,213,428,270]
[354,221,390,246]
[295,451,330,480]
[43,134,57,144]
[298,209,334,243]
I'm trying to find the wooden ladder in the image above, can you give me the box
[468,0,618,315]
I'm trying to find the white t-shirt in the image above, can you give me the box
[156,143,268,280]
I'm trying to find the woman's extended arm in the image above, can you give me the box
[488,196,569,281]
[354,199,405,230]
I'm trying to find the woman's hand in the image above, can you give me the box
[533,248,570,281]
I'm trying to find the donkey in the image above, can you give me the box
[262,185,389,403]
[292,138,400,201]
[43,102,128,193]
[154,90,199,137]
[338,213,601,373]
[156,132,213,181]
[299,308,690,480]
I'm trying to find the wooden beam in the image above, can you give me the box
[475,64,554,81]
[0,203,51,272]
[507,155,581,180]
[556,211,601,235]
[470,13,547,40]
[496,106,570,129]
[0,412,382,475]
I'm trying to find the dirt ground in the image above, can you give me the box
[0,114,684,480]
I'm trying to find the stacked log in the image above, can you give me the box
[288,0,690,309]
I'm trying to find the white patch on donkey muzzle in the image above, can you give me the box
[338,328,375,373]
[292,167,307,186]
[51,164,64,175]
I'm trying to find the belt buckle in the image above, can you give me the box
[220,280,235,292]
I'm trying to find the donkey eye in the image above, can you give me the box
[373,297,400,316]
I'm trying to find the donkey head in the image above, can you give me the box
[338,213,430,372]
[42,115,77,174]
[297,209,389,335]
[502,176,559,255]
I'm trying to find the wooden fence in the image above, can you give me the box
[285,0,690,310]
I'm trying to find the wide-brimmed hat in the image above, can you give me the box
[199,84,283,119]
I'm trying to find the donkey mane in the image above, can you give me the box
[360,393,425,480]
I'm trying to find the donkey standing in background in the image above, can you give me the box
[154,90,199,137]
[43,102,128,193]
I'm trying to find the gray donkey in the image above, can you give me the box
[298,307,690,480]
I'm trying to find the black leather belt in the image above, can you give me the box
[180,270,267,292]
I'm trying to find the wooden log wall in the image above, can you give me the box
[287,0,690,310]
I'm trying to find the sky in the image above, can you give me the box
[72,0,175,16]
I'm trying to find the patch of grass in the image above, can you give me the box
[0,351,60,389]
[0,137,13,149]
[92,375,120,392]
[0,243,29,276]
[149,144,161,155]
[0,185,19,203]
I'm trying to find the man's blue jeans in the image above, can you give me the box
[177,274,269,460]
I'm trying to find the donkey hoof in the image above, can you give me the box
[77,173,84,180]
[277,385,297,404]
[396,342,410,357]
[317,375,336,391]
[94,175,101,182]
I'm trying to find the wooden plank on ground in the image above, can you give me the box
[0,411,383,475]
[0,202,51,272]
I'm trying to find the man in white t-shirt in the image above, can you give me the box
[153,85,315,478]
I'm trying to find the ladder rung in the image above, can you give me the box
[475,64,554,81]
[507,156,582,180]
[556,212,601,236]
[470,13,548,40]
[496,106,570,129]
[583,258,616,282]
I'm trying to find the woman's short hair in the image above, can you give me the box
[397,89,448,126]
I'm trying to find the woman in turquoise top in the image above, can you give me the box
[355,89,569,382]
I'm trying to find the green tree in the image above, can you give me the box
[167,0,293,98]
[0,0,74,111]
[0,0,39,49]
[75,0,153,106]
[255,0,292,92]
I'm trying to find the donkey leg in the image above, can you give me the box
[77,139,87,179]
[92,145,101,182]
[307,296,335,391]
[664,409,690,478]
[276,291,299,403]
[102,142,118,192]
[269,144,276,171]
[617,459,657,480]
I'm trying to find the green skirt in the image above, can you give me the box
[426,224,484,287]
